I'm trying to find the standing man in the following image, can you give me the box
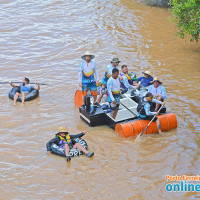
[119,65,136,91]
[78,51,99,109]
[107,68,121,119]
[9,77,40,106]
[148,77,167,111]
[97,57,121,105]
[137,92,165,134]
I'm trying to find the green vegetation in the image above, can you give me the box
[170,0,200,42]
[143,0,200,42]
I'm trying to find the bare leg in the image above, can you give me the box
[97,94,103,104]
[155,97,163,111]
[93,95,97,103]
[73,143,88,154]
[112,107,119,119]
[156,118,162,134]
[64,144,70,157]
[82,95,86,105]
[13,92,20,106]
[21,92,26,106]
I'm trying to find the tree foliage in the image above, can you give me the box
[170,0,200,42]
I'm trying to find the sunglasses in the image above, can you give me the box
[154,81,159,83]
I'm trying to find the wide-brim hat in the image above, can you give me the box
[150,77,163,84]
[142,70,152,76]
[56,126,69,135]
[81,51,95,60]
[111,57,121,63]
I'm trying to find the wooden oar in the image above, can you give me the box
[0,82,49,85]
[135,105,164,141]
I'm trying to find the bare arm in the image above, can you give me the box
[34,83,40,90]
[9,81,20,88]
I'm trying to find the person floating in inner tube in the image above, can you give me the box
[46,127,94,162]
[137,92,165,134]
[119,65,136,93]
[9,77,40,106]
[148,77,167,112]
[78,51,99,110]
[133,70,153,90]
[107,68,121,119]
[97,57,121,105]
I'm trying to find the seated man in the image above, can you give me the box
[107,68,121,119]
[9,77,40,106]
[137,92,165,134]
[119,65,136,92]
[134,70,153,89]
[97,57,120,105]
[148,77,167,111]
[46,126,94,162]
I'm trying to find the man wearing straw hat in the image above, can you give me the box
[134,70,153,89]
[78,51,99,109]
[96,57,121,105]
[148,77,167,111]
[46,126,94,162]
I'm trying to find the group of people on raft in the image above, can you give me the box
[79,51,167,133]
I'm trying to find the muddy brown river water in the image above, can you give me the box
[0,0,200,199]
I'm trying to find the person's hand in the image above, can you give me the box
[112,100,116,105]
[79,82,82,88]
[83,130,87,135]
[136,84,139,89]
[96,81,99,86]
[47,151,51,154]
[162,102,165,106]
[155,94,159,97]
[36,83,39,85]
[119,76,123,81]
[9,81,12,85]
[156,112,159,116]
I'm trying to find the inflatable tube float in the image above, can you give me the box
[9,87,39,102]
[50,137,88,157]
[115,112,177,138]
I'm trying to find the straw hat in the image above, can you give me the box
[57,126,68,134]
[111,57,121,63]
[151,77,163,84]
[81,51,95,60]
[142,70,152,76]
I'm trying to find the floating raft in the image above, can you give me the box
[115,112,177,137]
[74,89,177,137]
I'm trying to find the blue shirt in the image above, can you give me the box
[101,64,119,85]
[138,76,153,87]
[20,84,34,92]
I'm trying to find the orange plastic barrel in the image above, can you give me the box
[74,90,82,107]
[115,112,177,138]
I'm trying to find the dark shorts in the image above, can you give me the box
[142,115,157,122]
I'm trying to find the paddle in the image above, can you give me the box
[0,82,49,85]
[135,105,164,141]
